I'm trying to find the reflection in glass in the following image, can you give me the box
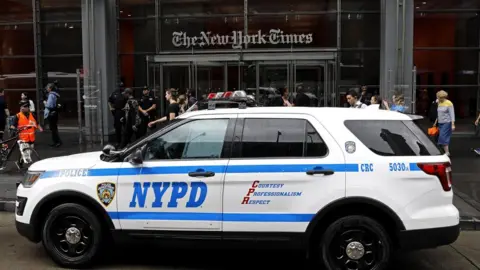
[341,13,381,48]
[119,0,155,18]
[248,0,336,13]
[161,0,244,17]
[41,22,82,55]
[340,50,380,87]
[196,65,224,97]
[0,0,33,22]
[42,56,83,88]
[295,64,324,106]
[0,58,36,89]
[40,0,81,21]
[413,0,480,10]
[0,24,34,56]
[119,19,156,53]
[414,13,479,48]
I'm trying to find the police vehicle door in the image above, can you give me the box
[117,114,236,231]
[223,113,346,233]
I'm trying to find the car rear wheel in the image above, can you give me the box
[320,215,392,270]
[41,203,103,269]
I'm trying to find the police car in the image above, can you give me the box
[15,107,459,269]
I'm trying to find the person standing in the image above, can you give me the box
[148,89,180,127]
[433,90,455,156]
[359,86,371,105]
[44,83,62,147]
[20,92,36,119]
[137,87,157,138]
[294,85,310,107]
[0,88,9,141]
[120,88,142,148]
[346,89,367,109]
[108,85,127,146]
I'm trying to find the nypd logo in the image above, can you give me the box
[97,182,116,207]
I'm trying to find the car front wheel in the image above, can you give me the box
[320,215,392,270]
[41,203,103,268]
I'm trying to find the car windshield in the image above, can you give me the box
[117,119,182,152]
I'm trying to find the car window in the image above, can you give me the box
[305,122,328,157]
[344,120,442,156]
[239,118,328,158]
[144,119,229,160]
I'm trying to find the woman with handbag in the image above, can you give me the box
[432,90,455,156]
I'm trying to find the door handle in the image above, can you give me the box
[188,171,215,177]
[306,169,335,176]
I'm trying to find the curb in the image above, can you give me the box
[0,200,15,213]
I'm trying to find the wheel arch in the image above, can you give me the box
[30,190,115,242]
[305,196,406,248]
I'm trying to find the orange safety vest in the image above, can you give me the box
[17,112,37,142]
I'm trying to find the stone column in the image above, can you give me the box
[81,0,118,144]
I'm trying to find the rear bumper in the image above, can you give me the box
[16,220,40,243]
[398,224,460,250]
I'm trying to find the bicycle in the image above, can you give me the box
[0,126,41,172]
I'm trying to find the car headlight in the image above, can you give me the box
[22,171,44,188]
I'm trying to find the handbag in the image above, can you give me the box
[428,126,439,137]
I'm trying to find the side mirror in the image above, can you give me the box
[102,144,116,155]
[129,149,143,165]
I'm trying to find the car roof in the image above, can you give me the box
[178,107,413,122]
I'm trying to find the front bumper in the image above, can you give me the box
[398,224,460,250]
[16,221,41,243]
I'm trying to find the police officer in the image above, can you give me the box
[108,83,126,146]
[137,87,157,138]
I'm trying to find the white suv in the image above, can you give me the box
[15,107,460,269]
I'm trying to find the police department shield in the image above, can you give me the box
[345,141,356,154]
[97,182,116,207]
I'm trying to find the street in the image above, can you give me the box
[0,212,479,270]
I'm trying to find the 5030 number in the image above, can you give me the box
[389,162,409,172]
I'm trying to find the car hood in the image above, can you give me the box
[29,151,103,171]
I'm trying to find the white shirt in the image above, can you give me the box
[351,101,367,109]
[28,100,35,112]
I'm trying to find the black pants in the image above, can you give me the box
[113,110,123,145]
[48,112,61,144]
[121,126,136,148]
[0,117,5,141]
[136,116,149,139]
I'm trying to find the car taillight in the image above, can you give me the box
[207,93,217,99]
[417,162,452,192]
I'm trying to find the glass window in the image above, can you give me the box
[41,22,82,55]
[341,0,381,11]
[414,0,480,10]
[144,119,230,160]
[305,122,328,157]
[119,19,156,53]
[344,120,442,156]
[161,16,244,51]
[0,58,36,90]
[119,55,149,88]
[40,0,81,21]
[162,0,244,17]
[340,50,380,86]
[119,0,155,18]
[248,0,336,13]
[414,13,480,48]
[42,56,83,89]
[0,24,35,56]
[414,50,479,85]
[247,14,337,49]
[0,0,33,22]
[341,13,381,48]
[240,118,306,158]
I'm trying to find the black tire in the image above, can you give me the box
[41,203,103,269]
[319,215,392,270]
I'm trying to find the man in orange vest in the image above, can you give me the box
[9,100,43,168]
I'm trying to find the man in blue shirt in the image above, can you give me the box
[44,83,62,147]
[0,88,9,141]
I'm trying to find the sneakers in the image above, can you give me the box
[473,148,480,156]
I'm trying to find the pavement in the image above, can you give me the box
[0,211,479,269]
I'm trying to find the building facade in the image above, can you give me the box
[1,0,479,137]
